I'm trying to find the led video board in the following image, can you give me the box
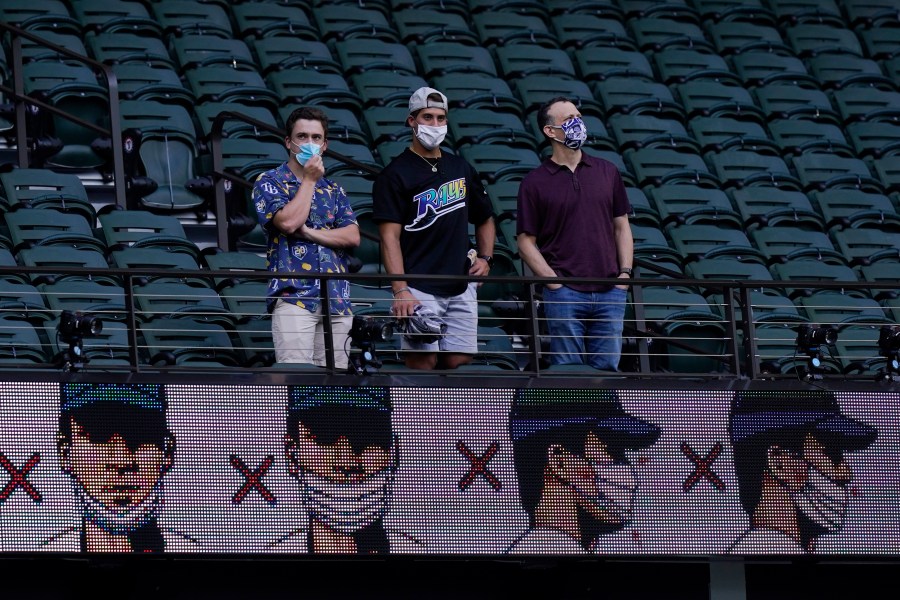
[0,383,895,555]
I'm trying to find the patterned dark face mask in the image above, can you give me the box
[550,117,588,150]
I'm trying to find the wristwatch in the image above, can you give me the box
[618,267,633,276]
[479,255,493,267]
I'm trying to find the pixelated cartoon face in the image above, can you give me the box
[551,432,618,517]
[292,422,390,484]
[772,433,852,493]
[65,420,169,511]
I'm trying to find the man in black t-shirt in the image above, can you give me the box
[373,87,495,370]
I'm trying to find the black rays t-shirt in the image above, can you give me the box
[373,149,494,296]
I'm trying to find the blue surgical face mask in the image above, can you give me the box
[291,140,322,165]
[549,117,588,150]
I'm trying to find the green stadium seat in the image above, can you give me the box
[689,117,774,154]
[334,39,418,76]
[675,81,764,123]
[789,153,882,193]
[575,46,655,82]
[39,280,126,320]
[313,5,398,43]
[845,122,900,159]
[171,36,256,72]
[834,325,886,375]
[21,33,87,64]
[220,282,268,323]
[608,114,694,152]
[870,156,900,193]
[432,73,523,115]
[496,46,576,79]
[120,100,196,138]
[351,72,428,108]
[267,70,363,113]
[110,247,208,287]
[646,185,742,229]
[449,109,538,150]
[231,3,317,41]
[857,262,900,300]
[0,280,52,323]
[667,224,765,264]
[98,210,199,259]
[393,10,480,46]
[362,107,411,145]
[84,31,172,69]
[750,226,844,265]
[512,75,603,116]
[730,50,816,88]
[768,0,843,26]
[625,148,718,188]
[472,12,558,47]
[70,0,160,36]
[832,87,900,124]
[150,1,233,39]
[458,146,541,183]
[707,22,784,56]
[806,54,893,90]
[830,228,900,265]
[110,64,195,109]
[729,186,823,230]
[5,209,102,254]
[232,319,274,367]
[784,24,864,58]
[21,62,109,169]
[0,0,78,33]
[706,150,798,188]
[753,83,841,125]
[654,48,738,85]
[195,102,279,141]
[140,317,240,367]
[770,260,865,300]
[17,246,115,287]
[184,66,280,111]
[133,281,232,327]
[592,78,684,120]
[796,293,889,328]
[0,314,48,365]
[624,187,661,228]
[631,224,685,275]
[628,17,711,52]
[859,27,900,60]
[415,43,497,79]
[692,0,772,24]
[844,0,900,29]
[809,189,900,231]
[0,169,95,225]
[551,14,629,49]
[767,120,852,157]
[250,38,340,76]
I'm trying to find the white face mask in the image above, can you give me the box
[73,478,163,535]
[300,467,393,534]
[415,123,447,151]
[791,464,849,533]
[570,461,638,526]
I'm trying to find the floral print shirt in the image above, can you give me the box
[253,162,357,315]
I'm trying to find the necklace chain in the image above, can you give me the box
[411,149,439,172]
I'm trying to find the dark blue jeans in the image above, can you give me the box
[542,285,627,371]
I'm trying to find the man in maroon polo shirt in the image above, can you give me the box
[517,97,633,371]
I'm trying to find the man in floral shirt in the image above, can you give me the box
[253,107,360,369]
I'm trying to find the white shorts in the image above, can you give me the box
[402,283,478,354]
[271,300,353,369]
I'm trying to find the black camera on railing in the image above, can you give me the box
[56,310,103,372]
[795,325,837,353]
[57,310,103,344]
[347,315,394,375]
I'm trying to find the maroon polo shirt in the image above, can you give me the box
[516,152,630,292]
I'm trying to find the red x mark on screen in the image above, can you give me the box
[681,442,725,492]
[0,452,42,503]
[230,454,276,504]
[457,441,501,491]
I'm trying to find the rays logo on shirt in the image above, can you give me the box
[406,178,467,232]
[260,181,279,196]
